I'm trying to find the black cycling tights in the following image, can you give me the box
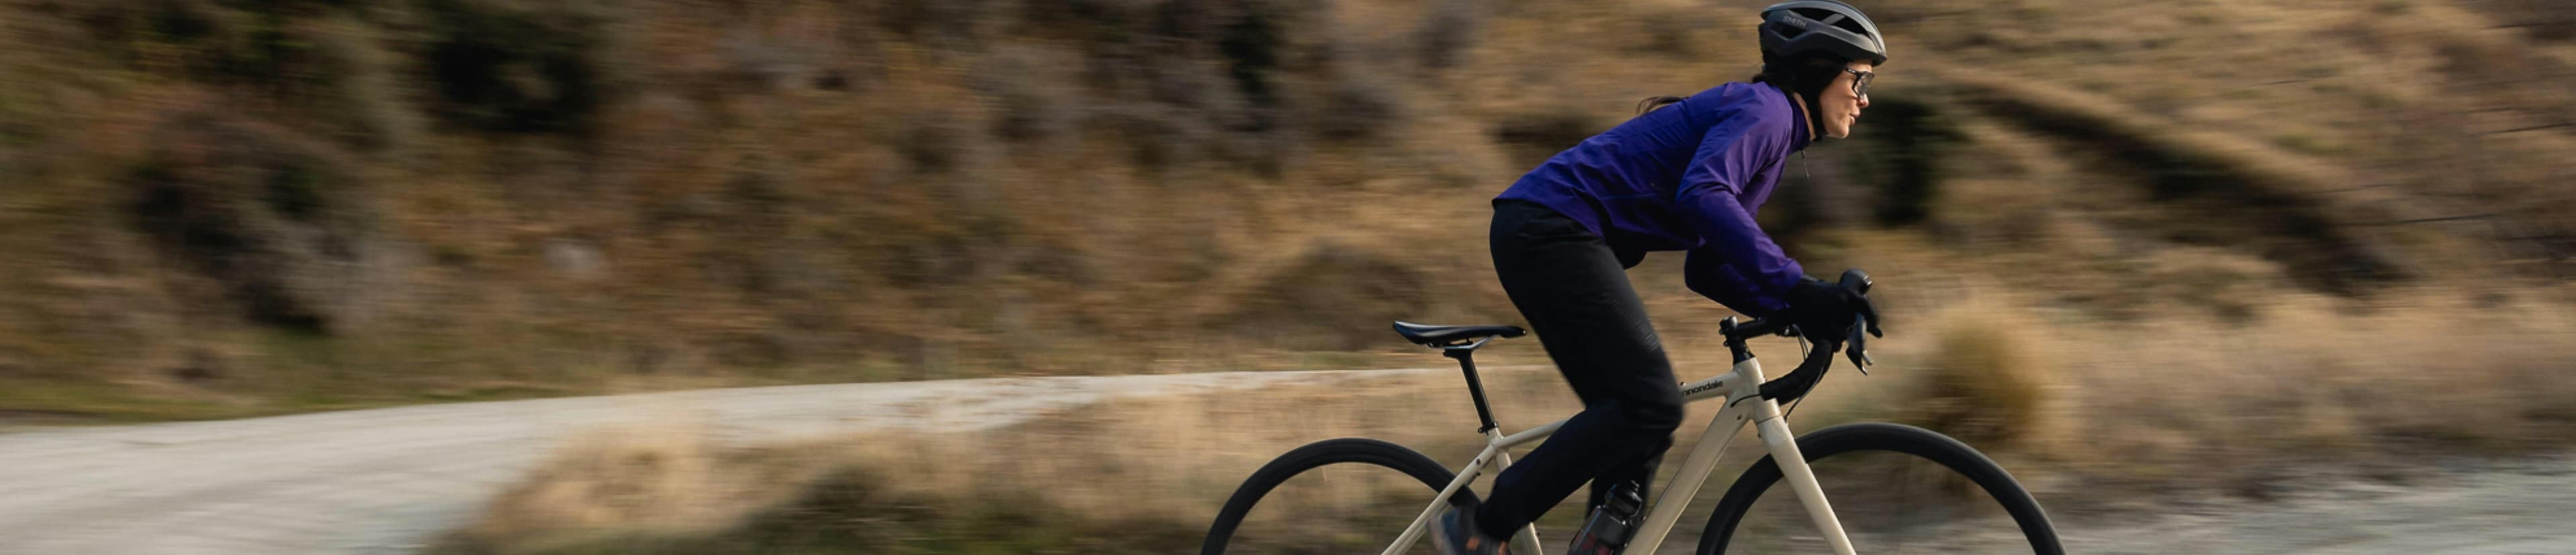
[1475,199,1688,536]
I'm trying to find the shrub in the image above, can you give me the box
[1415,0,1483,70]
[873,0,1008,45]
[413,0,622,136]
[65,0,410,149]
[126,109,374,333]
[2468,0,2576,42]
[1309,72,1405,142]
[971,45,1082,144]
[1491,108,1603,164]
[1851,95,1967,227]
[1091,102,1220,171]
[305,16,420,151]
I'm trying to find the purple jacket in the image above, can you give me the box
[1495,82,1812,315]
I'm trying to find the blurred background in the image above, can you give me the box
[2,0,2573,553]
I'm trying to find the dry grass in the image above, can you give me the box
[464,419,824,544]
[437,282,2576,550]
[1902,0,2576,279]
[0,0,2566,440]
[431,368,1589,554]
[2,0,2569,546]
[2043,288,2576,499]
[1,0,1563,419]
[204,0,2567,548]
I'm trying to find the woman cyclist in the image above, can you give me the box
[1434,2,1889,553]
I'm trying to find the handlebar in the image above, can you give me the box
[1721,316,1792,340]
[1721,269,1879,403]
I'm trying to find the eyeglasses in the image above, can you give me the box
[1843,68,1875,99]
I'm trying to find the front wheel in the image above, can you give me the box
[1201,438,1476,554]
[1697,423,2063,554]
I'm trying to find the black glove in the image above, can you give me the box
[1762,270,1887,379]
[1782,277,1865,343]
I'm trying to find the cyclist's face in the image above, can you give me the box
[1819,60,1874,139]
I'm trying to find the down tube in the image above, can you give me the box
[1619,397,1753,555]
[1759,410,1856,555]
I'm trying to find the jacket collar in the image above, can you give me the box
[1767,83,1817,150]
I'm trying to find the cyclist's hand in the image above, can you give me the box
[1780,276,1862,340]
[1784,270,1884,335]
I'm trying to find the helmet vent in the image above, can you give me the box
[1758,0,1888,65]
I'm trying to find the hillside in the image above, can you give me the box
[2,0,2573,419]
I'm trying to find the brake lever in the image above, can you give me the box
[1845,319,1872,374]
[1836,269,1880,374]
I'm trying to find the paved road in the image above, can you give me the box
[0,370,1421,555]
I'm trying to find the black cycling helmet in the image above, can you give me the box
[1758,1,1888,66]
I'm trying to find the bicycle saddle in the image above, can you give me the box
[1391,321,1527,348]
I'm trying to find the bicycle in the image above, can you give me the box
[1200,270,2061,554]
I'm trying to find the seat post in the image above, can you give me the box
[1446,348,1501,434]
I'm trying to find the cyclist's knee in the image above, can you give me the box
[1617,395,1684,434]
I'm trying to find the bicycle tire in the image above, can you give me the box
[1201,438,1478,555]
[1697,423,2062,554]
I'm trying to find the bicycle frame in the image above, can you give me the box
[1385,352,1857,555]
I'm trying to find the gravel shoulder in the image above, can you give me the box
[2041,456,2576,554]
[1776,453,2576,554]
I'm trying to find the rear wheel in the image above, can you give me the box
[1201,438,1476,554]
[1697,423,2062,554]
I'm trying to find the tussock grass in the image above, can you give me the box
[1907,299,2063,450]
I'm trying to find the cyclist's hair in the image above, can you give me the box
[1636,95,1686,113]
[1753,52,1848,105]
[1634,54,1844,115]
